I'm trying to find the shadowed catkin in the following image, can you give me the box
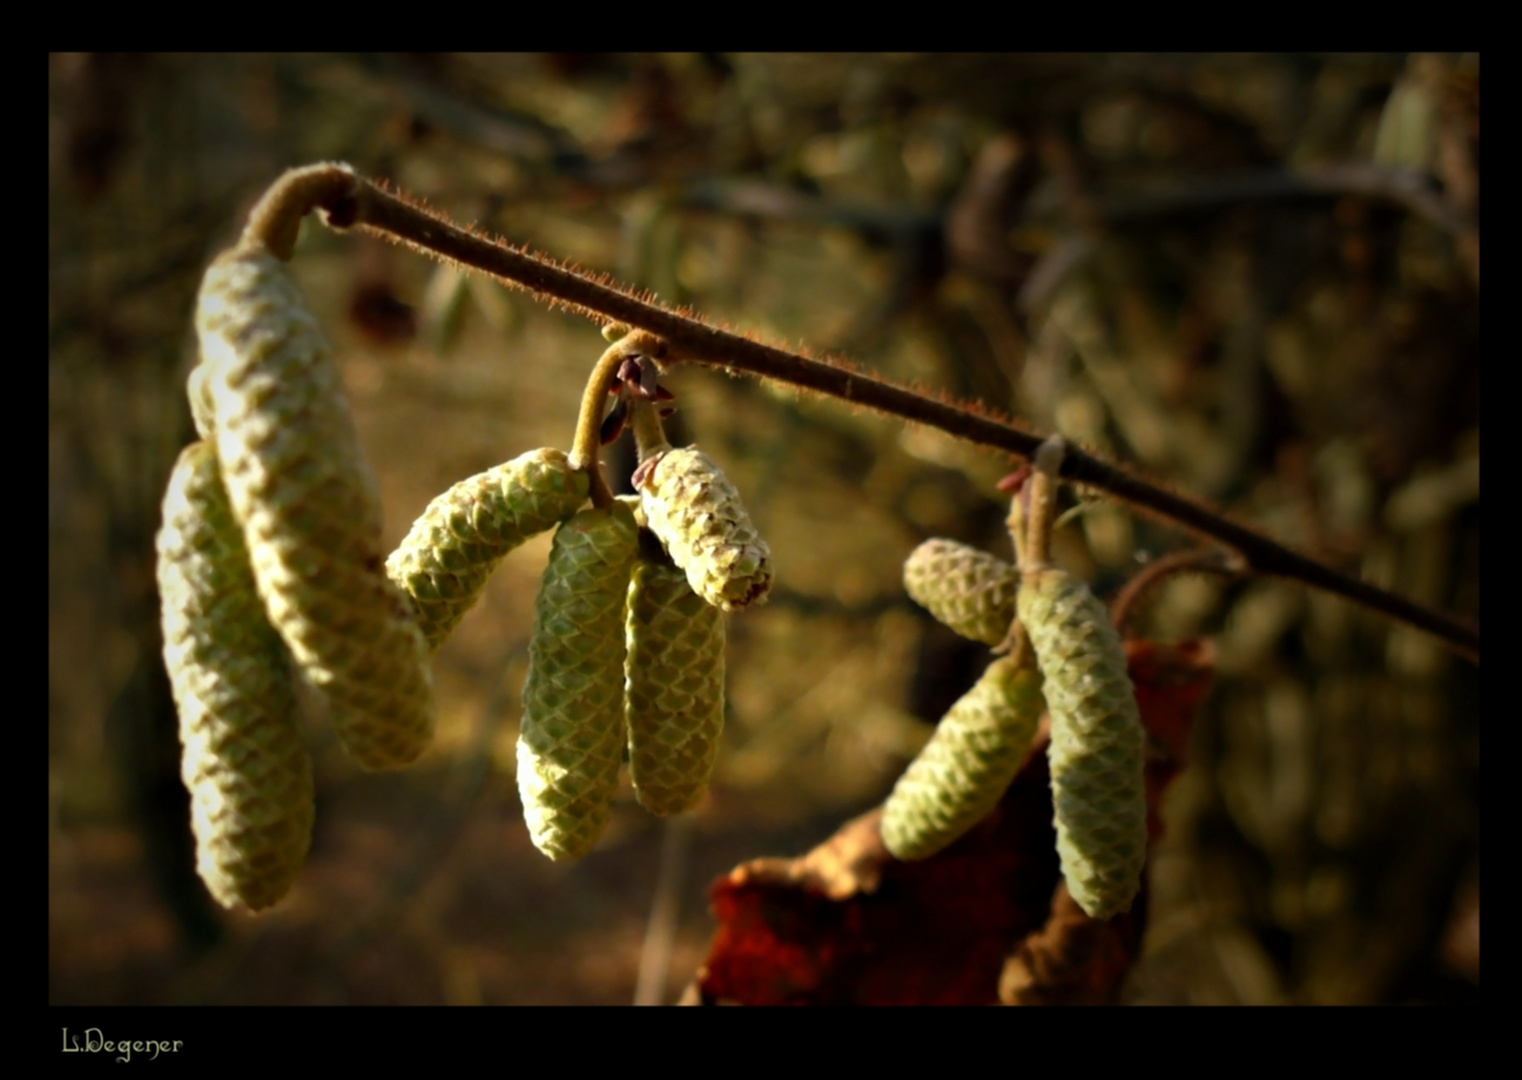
[625,549,726,816]
[194,242,434,770]
[636,447,771,611]
[1019,568,1147,920]
[517,502,639,860]
[881,657,1044,861]
[386,448,589,650]
[902,538,1019,646]
[157,442,314,911]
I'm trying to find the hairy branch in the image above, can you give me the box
[253,164,1478,663]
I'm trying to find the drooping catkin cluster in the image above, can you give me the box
[625,547,726,816]
[157,441,314,911]
[1018,568,1147,920]
[903,538,1019,646]
[881,657,1044,860]
[513,437,771,858]
[636,447,771,612]
[194,242,434,770]
[517,503,639,860]
[386,449,590,650]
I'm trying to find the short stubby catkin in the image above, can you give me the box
[386,448,589,650]
[1018,568,1147,920]
[636,447,771,612]
[517,502,639,860]
[880,657,1044,861]
[902,538,1019,646]
[157,441,314,912]
[194,242,434,770]
[625,550,726,816]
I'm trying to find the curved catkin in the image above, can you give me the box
[1018,568,1147,920]
[636,447,771,612]
[386,448,589,650]
[902,538,1019,646]
[194,242,434,770]
[880,657,1044,861]
[157,441,314,912]
[517,502,638,860]
[625,550,726,816]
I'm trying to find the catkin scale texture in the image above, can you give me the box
[902,538,1019,646]
[157,442,314,912]
[625,552,726,816]
[386,449,589,650]
[1019,569,1147,920]
[195,244,433,770]
[517,503,638,860]
[636,447,771,612]
[881,658,1044,861]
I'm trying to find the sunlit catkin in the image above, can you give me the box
[1018,568,1146,920]
[880,657,1044,861]
[157,441,314,912]
[636,447,771,611]
[625,549,726,816]
[517,502,638,860]
[194,242,433,770]
[902,538,1019,646]
[386,448,589,650]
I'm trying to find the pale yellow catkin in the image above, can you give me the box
[636,447,771,612]
[880,657,1044,861]
[902,538,1019,646]
[1018,568,1147,920]
[194,242,434,770]
[517,502,639,860]
[157,441,314,912]
[625,550,726,816]
[386,448,589,650]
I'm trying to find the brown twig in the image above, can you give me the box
[250,165,1478,663]
[1108,549,1246,637]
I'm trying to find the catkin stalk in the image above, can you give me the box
[158,442,314,912]
[194,242,434,770]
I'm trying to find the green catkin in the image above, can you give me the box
[636,447,772,612]
[902,538,1020,646]
[625,549,726,816]
[880,657,1044,861]
[517,502,639,860]
[157,442,314,912]
[1018,568,1147,920]
[386,448,589,650]
[194,242,434,770]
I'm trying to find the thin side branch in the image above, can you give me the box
[271,165,1477,663]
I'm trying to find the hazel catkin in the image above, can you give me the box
[194,241,434,770]
[902,538,1019,646]
[516,502,639,860]
[1018,568,1147,920]
[636,447,771,612]
[625,548,726,816]
[880,657,1044,861]
[386,448,589,650]
[157,441,314,912]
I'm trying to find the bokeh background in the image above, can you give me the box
[49,53,1478,1005]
